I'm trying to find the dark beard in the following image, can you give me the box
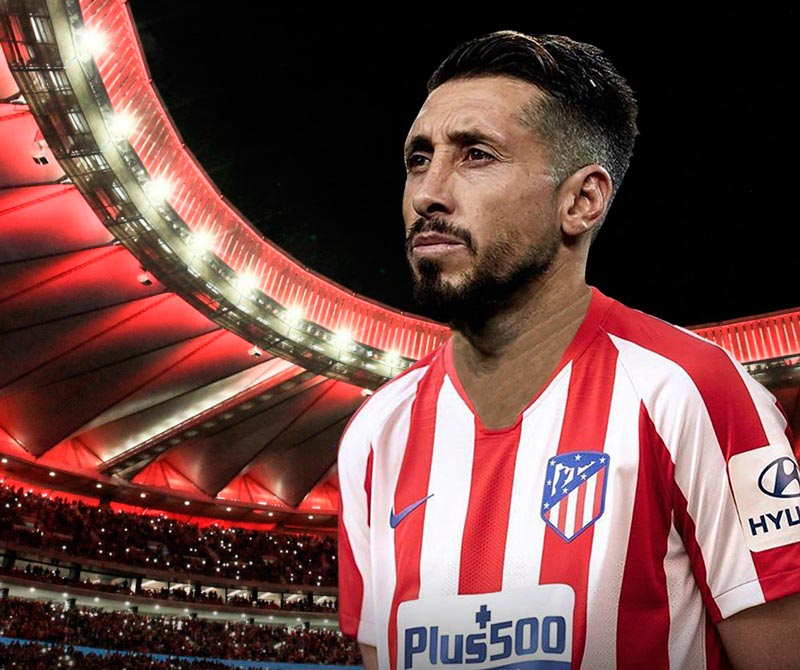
[410,229,560,328]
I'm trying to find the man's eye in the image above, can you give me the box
[405,154,428,170]
[466,147,493,161]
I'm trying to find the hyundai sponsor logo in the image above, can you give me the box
[748,505,800,536]
[758,457,800,499]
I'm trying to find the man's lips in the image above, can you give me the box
[410,232,468,249]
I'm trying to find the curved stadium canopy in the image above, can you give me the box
[0,0,797,530]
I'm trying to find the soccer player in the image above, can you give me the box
[337,30,800,670]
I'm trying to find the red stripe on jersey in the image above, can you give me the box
[458,420,523,593]
[365,446,373,528]
[604,305,768,458]
[616,402,673,669]
[388,353,446,670]
[639,401,736,669]
[675,487,723,623]
[337,485,364,639]
[539,334,618,668]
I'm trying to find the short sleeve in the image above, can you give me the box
[670,347,800,622]
[337,409,377,646]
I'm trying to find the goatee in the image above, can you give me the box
[408,219,560,328]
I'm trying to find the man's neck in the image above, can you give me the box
[448,267,592,429]
[452,265,592,373]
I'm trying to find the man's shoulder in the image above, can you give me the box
[599,292,753,399]
[338,340,445,448]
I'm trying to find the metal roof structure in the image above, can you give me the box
[0,0,797,530]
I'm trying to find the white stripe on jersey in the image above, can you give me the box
[366,365,430,667]
[608,333,763,617]
[581,470,599,531]
[584,352,640,667]
[665,514,706,670]
[503,362,572,590]
[417,377,475,598]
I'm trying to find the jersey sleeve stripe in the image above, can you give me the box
[607,309,770,458]
[336,389,382,645]
[713,347,800,604]
[609,334,763,618]
[388,357,446,670]
[337,484,366,639]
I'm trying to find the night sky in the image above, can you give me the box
[126,5,798,328]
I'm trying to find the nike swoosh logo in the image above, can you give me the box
[390,493,434,529]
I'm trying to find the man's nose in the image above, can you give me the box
[410,157,455,218]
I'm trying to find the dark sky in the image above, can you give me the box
[127,5,798,328]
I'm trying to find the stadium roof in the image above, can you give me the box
[0,0,797,529]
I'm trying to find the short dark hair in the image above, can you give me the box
[426,30,639,239]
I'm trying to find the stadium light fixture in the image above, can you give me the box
[332,330,352,349]
[76,27,107,60]
[108,111,135,140]
[234,273,259,295]
[285,305,304,326]
[143,177,173,204]
[187,231,215,254]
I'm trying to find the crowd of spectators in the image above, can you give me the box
[0,563,338,612]
[0,597,361,665]
[0,641,235,670]
[0,485,336,587]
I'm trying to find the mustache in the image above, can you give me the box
[405,216,475,254]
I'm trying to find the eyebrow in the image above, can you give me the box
[403,128,505,161]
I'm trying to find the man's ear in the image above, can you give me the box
[558,164,613,237]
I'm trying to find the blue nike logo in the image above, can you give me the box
[390,493,434,529]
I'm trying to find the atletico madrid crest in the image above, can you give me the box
[541,451,610,542]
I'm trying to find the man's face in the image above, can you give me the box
[402,75,562,325]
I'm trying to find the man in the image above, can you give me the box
[337,30,800,670]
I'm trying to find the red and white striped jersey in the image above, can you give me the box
[337,285,800,670]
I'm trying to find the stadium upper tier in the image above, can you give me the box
[0,0,797,525]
